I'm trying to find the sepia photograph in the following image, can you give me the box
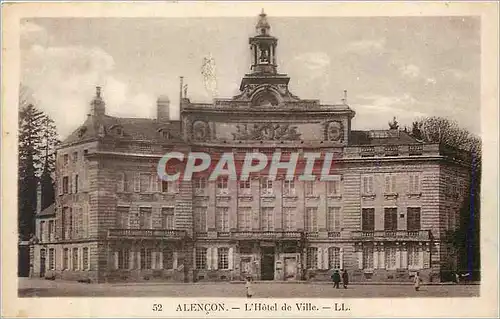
[2,1,499,318]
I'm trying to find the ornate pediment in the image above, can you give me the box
[233,83,300,105]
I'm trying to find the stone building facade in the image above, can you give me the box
[30,12,472,283]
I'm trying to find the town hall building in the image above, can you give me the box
[30,11,471,283]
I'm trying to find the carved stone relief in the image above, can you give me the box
[192,120,210,141]
[232,123,301,141]
[324,121,344,142]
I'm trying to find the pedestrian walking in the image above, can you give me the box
[414,272,422,291]
[331,269,341,289]
[245,276,253,298]
[341,269,349,289]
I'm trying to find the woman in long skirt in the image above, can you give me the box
[414,272,422,291]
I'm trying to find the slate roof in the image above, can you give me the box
[38,203,55,218]
[350,130,421,146]
[62,115,182,146]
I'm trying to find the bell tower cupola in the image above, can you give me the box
[249,9,278,75]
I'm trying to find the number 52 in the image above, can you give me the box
[152,304,163,312]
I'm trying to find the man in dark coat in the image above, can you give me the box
[331,269,341,289]
[341,269,349,289]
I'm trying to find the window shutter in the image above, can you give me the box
[113,251,119,269]
[339,248,344,269]
[391,175,397,193]
[68,175,73,194]
[322,247,329,270]
[58,177,63,195]
[316,248,322,269]
[228,247,233,270]
[213,247,219,270]
[415,174,420,192]
[134,173,140,192]
[206,248,212,270]
[357,250,363,269]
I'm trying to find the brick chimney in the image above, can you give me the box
[157,95,170,122]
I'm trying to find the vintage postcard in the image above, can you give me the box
[2,1,499,318]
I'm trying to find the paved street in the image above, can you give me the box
[18,278,479,298]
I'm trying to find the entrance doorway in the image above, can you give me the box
[260,247,275,280]
[40,249,46,278]
[284,257,297,280]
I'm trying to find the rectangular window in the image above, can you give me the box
[304,181,315,197]
[407,207,421,231]
[307,247,318,269]
[196,248,207,269]
[362,175,374,194]
[217,176,229,195]
[260,207,274,231]
[140,248,152,269]
[68,208,73,239]
[237,207,252,231]
[362,208,375,231]
[139,173,151,193]
[283,179,296,196]
[118,249,129,270]
[161,207,175,229]
[218,247,229,270]
[363,246,374,269]
[305,207,318,232]
[260,177,273,196]
[239,180,251,195]
[116,206,129,229]
[63,176,69,194]
[62,207,68,239]
[283,207,295,231]
[63,248,69,270]
[384,174,397,193]
[48,248,55,270]
[194,207,207,232]
[63,154,69,166]
[117,173,126,192]
[72,248,79,270]
[384,208,398,231]
[216,207,229,231]
[162,248,173,269]
[72,151,78,163]
[327,180,341,196]
[408,245,420,268]
[385,247,397,269]
[40,221,45,242]
[82,247,89,270]
[161,180,177,193]
[327,207,341,231]
[409,173,421,193]
[193,177,207,195]
[328,247,341,269]
[139,207,152,229]
[75,175,79,193]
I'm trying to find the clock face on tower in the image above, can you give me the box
[326,121,343,142]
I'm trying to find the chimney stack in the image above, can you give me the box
[157,95,170,122]
[90,86,106,116]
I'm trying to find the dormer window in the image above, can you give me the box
[78,126,87,138]
[109,125,124,137]
[158,128,172,140]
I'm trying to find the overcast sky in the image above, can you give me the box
[20,16,480,138]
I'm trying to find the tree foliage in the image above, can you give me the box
[18,97,60,240]
[409,116,481,279]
